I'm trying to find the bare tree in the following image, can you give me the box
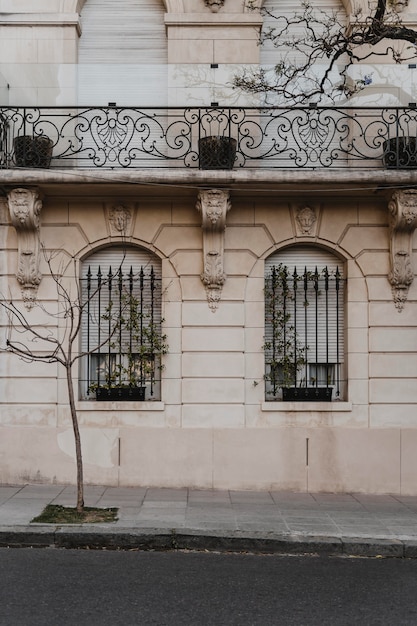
[234,0,417,104]
[1,249,167,512]
[0,254,91,511]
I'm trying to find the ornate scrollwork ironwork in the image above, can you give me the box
[1,105,417,170]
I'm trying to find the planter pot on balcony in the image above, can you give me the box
[282,386,333,402]
[95,386,146,401]
[198,136,237,170]
[383,137,417,169]
[14,135,53,168]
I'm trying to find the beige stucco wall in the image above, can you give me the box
[1,0,417,494]
[1,184,416,494]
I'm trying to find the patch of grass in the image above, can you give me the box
[31,504,118,524]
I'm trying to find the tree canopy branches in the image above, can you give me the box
[233,0,417,104]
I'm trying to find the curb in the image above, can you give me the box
[1,527,416,557]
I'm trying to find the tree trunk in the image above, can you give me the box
[66,364,84,512]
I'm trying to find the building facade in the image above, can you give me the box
[1,0,417,494]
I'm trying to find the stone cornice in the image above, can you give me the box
[164,13,263,26]
[0,13,82,34]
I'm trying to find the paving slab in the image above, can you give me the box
[2,484,417,555]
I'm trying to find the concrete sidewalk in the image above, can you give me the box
[2,484,417,556]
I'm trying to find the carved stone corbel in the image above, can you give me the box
[388,189,417,311]
[196,189,231,311]
[7,187,43,309]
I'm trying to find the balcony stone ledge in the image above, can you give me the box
[2,167,417,193]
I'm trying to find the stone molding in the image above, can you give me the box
[164,13,263,25]
[388,189,417,311]
[7,187,43,309]
[196,188,231,311]
[163,0,265,12]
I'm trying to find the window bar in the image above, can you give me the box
[150,265,155,397]
[271,266,277,396]
[292,267,298,388]
[303,267,308,388]
[139,266,144,388]
[282,266,288,390]
[129,266,134,387]
[97,266,102,389]
[314,267,319,389]
[324,266,329,390]
[335,266,341,398]
[86,266,91,396]
[107,267,113,387]
[117,267,123,387]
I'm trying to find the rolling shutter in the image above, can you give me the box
[77,0,167,106]
[81,245,162,354]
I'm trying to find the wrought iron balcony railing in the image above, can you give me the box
[1,106,417,170]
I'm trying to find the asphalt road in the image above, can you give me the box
[1,548,417,625]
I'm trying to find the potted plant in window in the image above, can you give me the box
[264,264,333,401]
[91,293,168,401]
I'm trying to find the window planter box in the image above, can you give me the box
[282,386,333,401]
[198,136,237,170]
[14,135,53,168]
[383,137,417,169]
[95,386,146,401]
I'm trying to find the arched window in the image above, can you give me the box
[265,246,345,402]
[80,246,165,401]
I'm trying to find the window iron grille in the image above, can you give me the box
[265,264,345,401]
[81,264,166,401]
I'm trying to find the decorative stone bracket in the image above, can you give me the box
[388,189,417,311]
[7,187,43,309]
[196,189,231,311]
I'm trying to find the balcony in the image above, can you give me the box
[1,106,417,171]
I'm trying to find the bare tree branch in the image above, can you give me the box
[234,0,417,104]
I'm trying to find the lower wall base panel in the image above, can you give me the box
[0,426,416,495]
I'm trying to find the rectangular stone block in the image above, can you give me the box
[307,428,401,493]
[182,404,244,428]
[182,378,244,404]
[168,40,213,64]
[370,327,417,352]
[1,378,58,404]
[400,431,417,495]
[370,379,417,403]
[370,405,417,428]
[213,429,308,491]
[370,353,417,378]
[118,428,213,488]
[182,327,244,351]
[183,302,244,326]
[182,352,244,378]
